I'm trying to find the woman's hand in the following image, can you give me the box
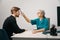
[32,29,44,34]
[32,29,38,34]
[21,11,25,16]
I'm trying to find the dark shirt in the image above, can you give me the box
[3,15,25,40]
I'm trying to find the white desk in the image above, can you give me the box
[11,30,60,40]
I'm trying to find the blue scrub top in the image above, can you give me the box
[31,18,48,31]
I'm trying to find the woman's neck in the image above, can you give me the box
[39,17,43,19]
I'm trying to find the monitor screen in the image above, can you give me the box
[57,6,60,26]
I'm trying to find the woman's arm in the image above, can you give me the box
[21,12,30,23]
[32,28,45,34]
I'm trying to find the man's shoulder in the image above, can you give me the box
[5,15,14,21]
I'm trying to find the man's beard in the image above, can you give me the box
[15,15,19,17]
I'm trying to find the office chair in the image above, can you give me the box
[0,29,9,40]
[47,18,50,30]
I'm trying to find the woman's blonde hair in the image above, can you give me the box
[38,10,46,18]
[42,10,45,18]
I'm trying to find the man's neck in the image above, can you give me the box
[11,14,16,18]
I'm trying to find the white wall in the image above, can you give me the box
[58,0,60,5]
[0,0,3,29]
[0,0,60,29]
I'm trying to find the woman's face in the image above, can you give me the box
[37,10,44,17]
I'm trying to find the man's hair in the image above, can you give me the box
[11,7,20,14]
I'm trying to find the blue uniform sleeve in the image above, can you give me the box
[31,19,36,25]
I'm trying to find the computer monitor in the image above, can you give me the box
[57,6,60,26]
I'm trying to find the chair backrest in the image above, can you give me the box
[47,18,50,30]
[0,29,9,40]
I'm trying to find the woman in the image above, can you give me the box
[21,10,48,34]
